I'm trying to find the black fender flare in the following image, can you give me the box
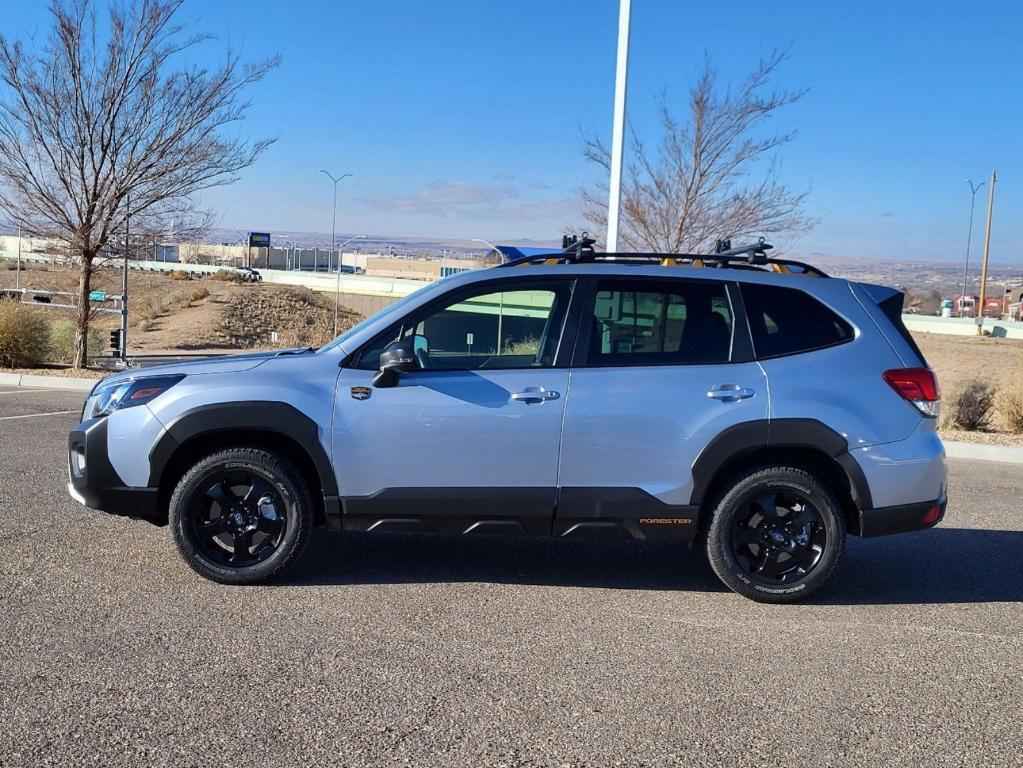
[148,401,339,516]
[689,418,872,510]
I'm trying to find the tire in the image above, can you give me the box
[705,466,846,603]
[170,448,314,584]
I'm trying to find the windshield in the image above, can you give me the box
[317,280,446,353]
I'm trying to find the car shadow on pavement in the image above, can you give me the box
[821,527,1023,605]
[286,527,1023,604]
[290,531,727,592]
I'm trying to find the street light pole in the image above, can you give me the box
[15,224,22,290]
[959,179,985,317]
[334,234,366,336]
[320,170,352,272]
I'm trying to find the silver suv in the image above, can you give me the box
[67,242,947,602]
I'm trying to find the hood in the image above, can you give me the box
[94,348,311,388]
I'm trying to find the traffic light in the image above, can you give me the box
[109,329,122,358]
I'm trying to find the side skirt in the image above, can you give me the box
[339,487,699,542]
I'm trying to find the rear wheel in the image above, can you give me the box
[706,466,845,603]
[170,448,313,584]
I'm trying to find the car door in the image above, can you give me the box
[333,276,579,535]
[555,276,768,540]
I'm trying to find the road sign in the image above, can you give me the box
[89,290,108,302]
[248,232,271,247]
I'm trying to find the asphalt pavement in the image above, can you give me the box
[1,386,1020,767]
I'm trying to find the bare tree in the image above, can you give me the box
[582,52,813,254]
[0,0,277,367]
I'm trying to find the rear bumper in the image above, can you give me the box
[858,497,946,537]
[68,418,163,524]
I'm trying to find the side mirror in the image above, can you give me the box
[373,338,419,388]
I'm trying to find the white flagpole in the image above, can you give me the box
[606,0,632,252]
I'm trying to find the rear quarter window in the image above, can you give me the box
[741,283,853,359]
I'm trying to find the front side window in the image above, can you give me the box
[357,280,573,371]
[586,279,733,365]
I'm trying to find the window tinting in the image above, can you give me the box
[587,280,732,365]
[357,282,572,371]
[741,283,853,359]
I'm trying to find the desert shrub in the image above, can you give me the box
[49,320,101,365]
[210,269,245,283]
[996,382,1023,434]
[167,270,190,281]
[943,380,995,431]
[0,303,51,367]
[502,336,540,355]
[138,319,154,332]
[189,285,210,302]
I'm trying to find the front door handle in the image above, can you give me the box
[511,386,561,404]
[707,384,756,403]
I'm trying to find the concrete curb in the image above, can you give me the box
[0,372,99,391]
[944,440,1023,465]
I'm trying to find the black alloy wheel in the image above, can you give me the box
[730,489,826,585]
[190,469,288,568]
[170,448,313,584]
[706,466,846,603]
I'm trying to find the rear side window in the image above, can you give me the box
[587,279,732,365]
[741,283,853,359]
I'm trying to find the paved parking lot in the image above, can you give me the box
[1,385,1021,767]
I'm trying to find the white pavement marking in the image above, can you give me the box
[0,389,55,395]
[0,410,77,421]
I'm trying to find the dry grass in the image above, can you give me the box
[996,382,1023,434]
[0,302,51,367]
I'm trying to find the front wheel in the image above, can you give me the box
[170,448,313,584]
[705,466,846,603]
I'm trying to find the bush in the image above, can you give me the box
[210,269,245,283]
[167,270,190,281]
[49,320,102,365]
[943,380,995,431]
[0,303,51,367]
[189,285,210,302]
[138,319,154,332]
[997,382,1023,434]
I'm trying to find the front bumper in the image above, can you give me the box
[68,418,163,524]
[858,497,947,538]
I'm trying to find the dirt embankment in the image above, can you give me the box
[2,263,363,352]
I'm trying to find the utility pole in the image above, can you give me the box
[976,170,997,335]
[959,179,985,317]
[121,197,130,360]
[605,0,632,252]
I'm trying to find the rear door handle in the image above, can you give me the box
[511,386,561,404]
[707,384,756,402]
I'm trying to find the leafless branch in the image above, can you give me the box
[582,52,815,254]
[0,0,277,366]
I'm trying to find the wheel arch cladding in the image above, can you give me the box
[690,418,872,536]
[149,402,338,525]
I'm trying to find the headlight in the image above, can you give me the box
[89,375,185,419]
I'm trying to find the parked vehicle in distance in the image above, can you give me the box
[235,267,262,282]
[68,239,947,602]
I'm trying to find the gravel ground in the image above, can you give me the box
[1,387,1021,767]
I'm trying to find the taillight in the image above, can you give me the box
[883,368,941,418]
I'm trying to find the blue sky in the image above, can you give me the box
[5,0,1022,260]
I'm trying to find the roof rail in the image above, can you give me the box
[496,236,828,277]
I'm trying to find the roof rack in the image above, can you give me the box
[496,235,828,277]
